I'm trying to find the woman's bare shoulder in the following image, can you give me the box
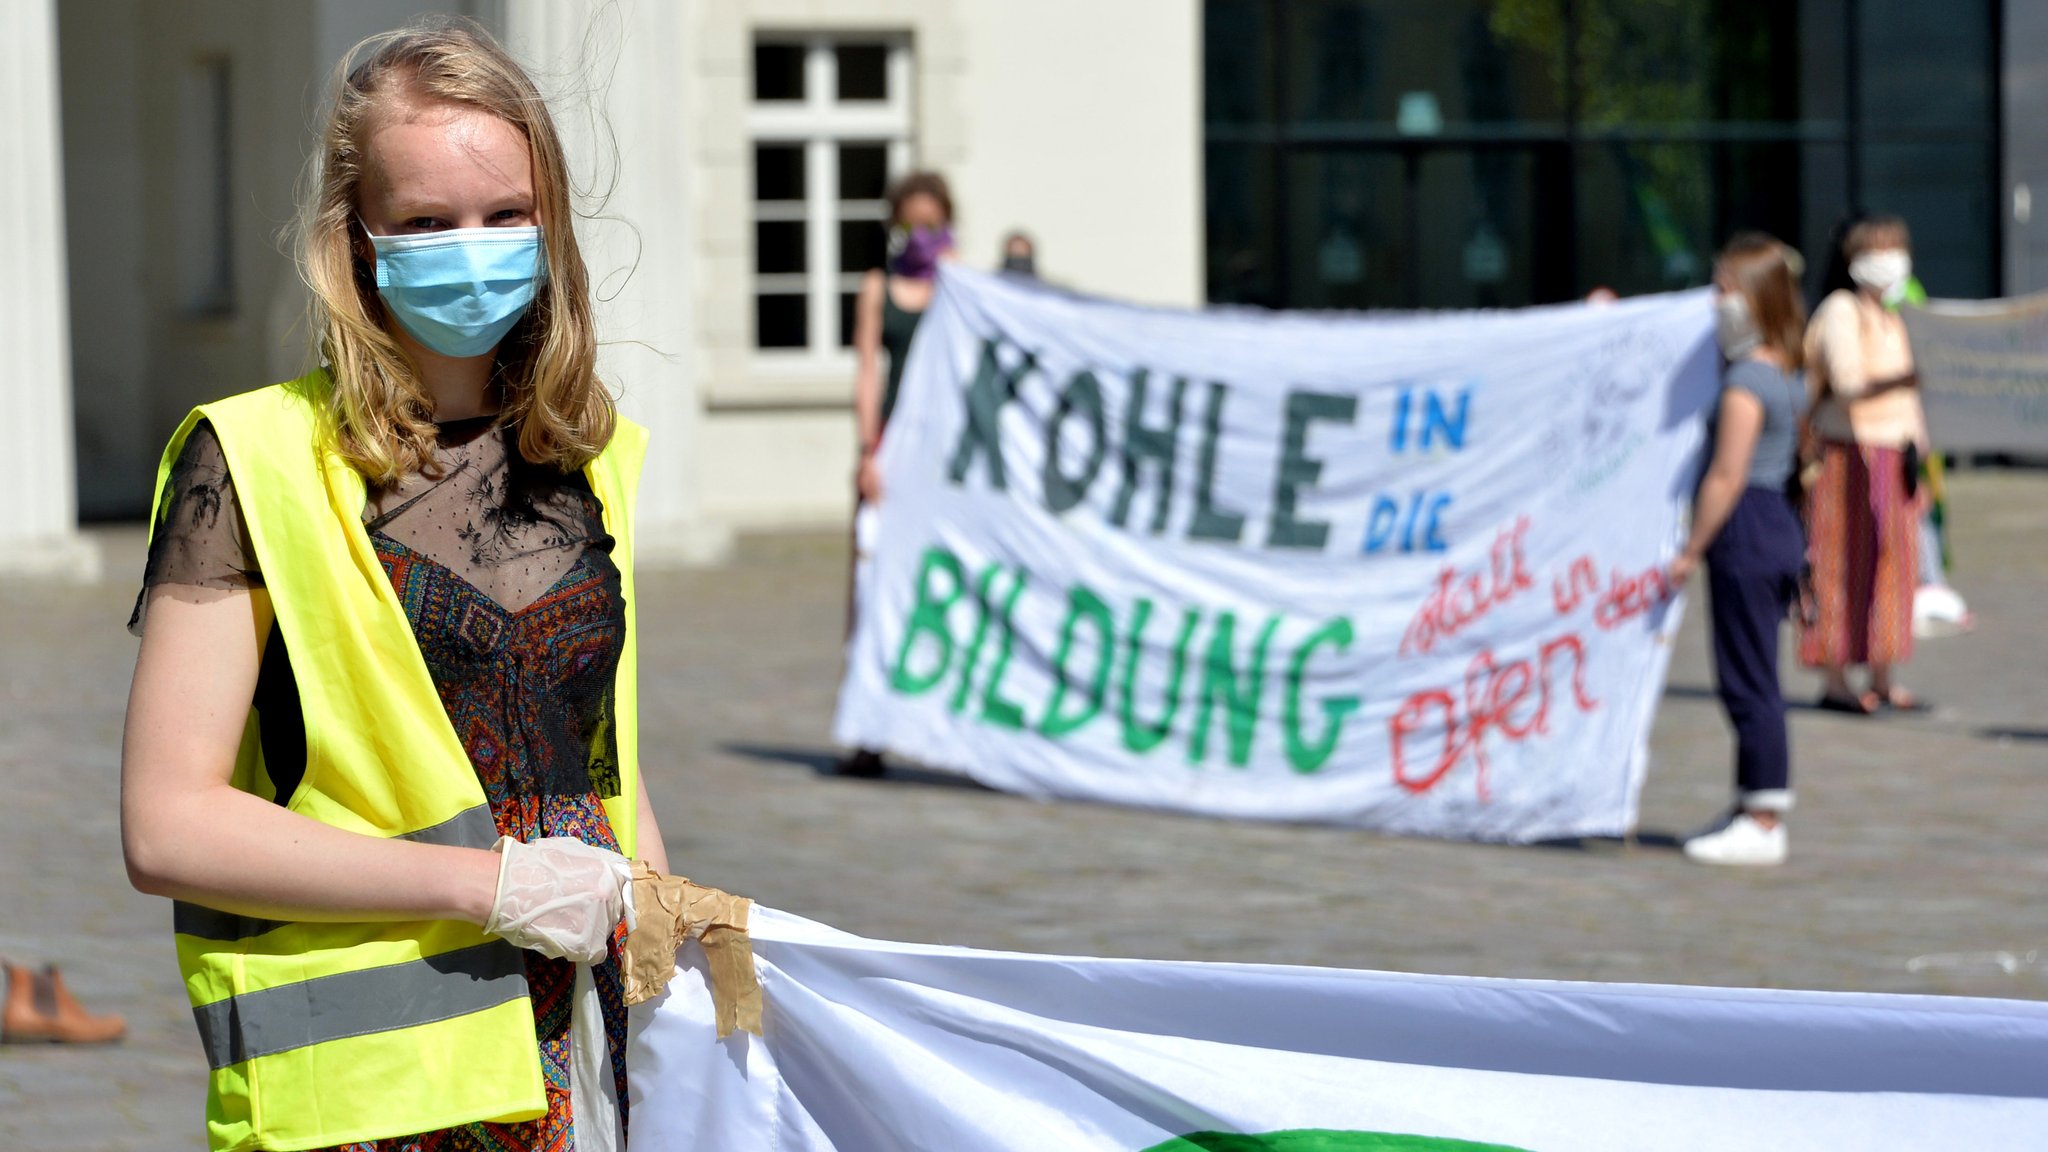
[1813,289,1860,320]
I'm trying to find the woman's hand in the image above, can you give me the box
[1678,387,1766,580]
[483,837,632,963]
[857,451,884,503]
[1669,550,1701,587]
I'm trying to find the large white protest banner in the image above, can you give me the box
[834,269,1716,841]
[1904,291,2048,455]
[629,908,2048,1150]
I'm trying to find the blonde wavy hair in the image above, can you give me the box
[296,16,612,482]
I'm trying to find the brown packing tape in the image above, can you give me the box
[624,861,764,1038]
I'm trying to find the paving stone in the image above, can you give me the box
[3,470,2043,1147]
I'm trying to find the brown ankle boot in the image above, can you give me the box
[2,963,125,1044]
[3,963,53,1042]
[37,965,126,1044]
[3,959,60,1041]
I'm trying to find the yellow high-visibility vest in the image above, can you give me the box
[147,372,646,1151]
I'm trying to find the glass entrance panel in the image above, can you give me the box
[1281,0,1564,132]
[1207,143,1280,307]
[1576,140,1810,298]
[1283,150,1405,310]
[1413,146,1565,308]
[1283,145,1567,310]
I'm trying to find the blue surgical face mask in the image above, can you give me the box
[366,224,546,358]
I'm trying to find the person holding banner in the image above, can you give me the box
[838,171,956,778]
[1671,234,1809,866]
[1799,215,1929,714]
[120,19,663,1150]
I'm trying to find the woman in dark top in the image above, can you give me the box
[1669,233,1808,867]
[837,171,956,777]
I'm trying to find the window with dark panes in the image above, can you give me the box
[836,44,889,101]
[1202,0,2000,308]
[753,43,806,101]
[750,35,913,356]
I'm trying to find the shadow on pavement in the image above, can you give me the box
[1663,682,1720,702]
[1532,830,1685,854]
[1664,681,1845,713]
[1978,727,2048,744]
[720,742,996,793]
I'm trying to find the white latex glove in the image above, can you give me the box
[484,836,632,964]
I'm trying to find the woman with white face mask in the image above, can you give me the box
[1670,234,1809,866]
[1799,214,1930,715]
[120,18,668,1150]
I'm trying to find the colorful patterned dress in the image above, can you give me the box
[135,415,633,1150]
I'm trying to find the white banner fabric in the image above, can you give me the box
[628,908,2048,1150]
[1904,291,2048,455]
[834,269,1718,841]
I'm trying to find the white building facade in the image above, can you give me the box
[1,0,1204,573]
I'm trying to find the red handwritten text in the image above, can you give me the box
[1389,632,1600,801]
[1400,517,1535,657]
[1593,563,1674,630]
[1551,555,1598,615]
[1551,555,1677,630]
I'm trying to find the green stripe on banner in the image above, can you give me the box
[1144,1131,1532,1152]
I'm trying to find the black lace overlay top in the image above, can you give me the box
[131,416,625,805]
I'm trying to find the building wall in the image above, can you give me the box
[55,0,149,520]
[57,0,477,520]
[950,0,1204,310]
[46,0,1203,539]
[686,0,1203,532]
[500,0,726,561]
[60,0,318,517]
[41,0,2032,549]
[686,0,965,532]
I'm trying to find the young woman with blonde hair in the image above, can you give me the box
[121,18,665,1150]
[1671,233,1809,866]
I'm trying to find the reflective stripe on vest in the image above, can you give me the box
[149,374,647,1151]
[191,941,527,1069]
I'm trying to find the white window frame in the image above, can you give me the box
[747,34,915,369]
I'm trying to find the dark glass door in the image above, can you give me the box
[1281,143,1573,310]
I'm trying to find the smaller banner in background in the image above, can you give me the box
[834,268,1718,842]
[1906,291,2048,455]
[628,908,2048,1151]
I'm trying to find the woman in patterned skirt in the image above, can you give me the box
[1800,214,1930,715]
[121,18,667,1150]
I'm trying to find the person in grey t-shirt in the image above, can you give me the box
[1722,359,1801,490]
[1669,233,1810,867]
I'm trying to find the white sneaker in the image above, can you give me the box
[1682,812,1787,866]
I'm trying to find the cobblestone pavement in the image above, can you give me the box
[4,471,2046,1149]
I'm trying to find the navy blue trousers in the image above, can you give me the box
[1705,486,1805,805]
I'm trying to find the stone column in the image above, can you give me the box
[0,0,97,579]
[498,0,730,565]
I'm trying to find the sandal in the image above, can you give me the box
[1880,689,1932,713]
[1816,691,1879,715]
